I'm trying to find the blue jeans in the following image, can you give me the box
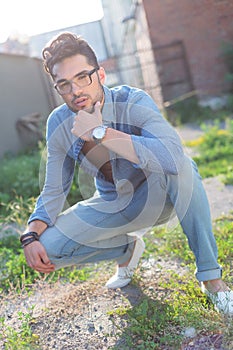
[40,157,221,282]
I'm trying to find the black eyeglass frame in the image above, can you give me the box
[54,67,99,95]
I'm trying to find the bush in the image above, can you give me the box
[222,41,233,90]
[0,235,92,292]
[188,120,233,184]
[0,143,95,221]
[165,96,227,125]
[0,150,41,201]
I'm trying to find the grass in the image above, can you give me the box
[0,145,95,221]
[0,106,233,348]
[0,234,93,293]
[0,306,40,349]
[186,120,233,184]
[165,95,233,126]
[109,297,184,349]
[107,217,233,349]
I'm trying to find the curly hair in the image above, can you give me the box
[42,32,99,79]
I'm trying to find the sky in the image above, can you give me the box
[0,0,104,43]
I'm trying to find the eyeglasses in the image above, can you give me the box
[54,68,98,95]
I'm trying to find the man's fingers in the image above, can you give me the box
[30,259,55,273]
[35,266,55,273]
[34,251,55,272]
[24,241,55,273]
[94,101,101,114]
[40,249,53,265]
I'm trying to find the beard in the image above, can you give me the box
[68,83,104,114]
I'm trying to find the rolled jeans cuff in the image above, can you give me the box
[195,267,222,282]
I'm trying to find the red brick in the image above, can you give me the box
[142,0,233,100]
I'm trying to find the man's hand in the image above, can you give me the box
[71,101,102,141]
[24,241,55,273]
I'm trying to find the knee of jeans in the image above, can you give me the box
[181,156,202,181]
[39,234,57,258]
[39,231,77,258]
[167,157,197,188]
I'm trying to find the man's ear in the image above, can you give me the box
[98,67,106,84]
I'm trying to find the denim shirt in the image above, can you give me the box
[28,85,184,226]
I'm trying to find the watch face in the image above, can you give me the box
[93,126,107,142]
[94,126,105,139]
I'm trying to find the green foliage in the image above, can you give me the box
[0,196,37,226]
[108,219,232,349]
[0,143,95,222]
[0,235,41,291]
[0,306,40,349]
[0,150,41,201]
[192,121,233,184]
[213,218,233,282]
[222,41,233,89]
[0,149,41,221]
[0,143,94,292]
[146,217,233,278]
[166,96,218,125]
[109,297,181,350]
[109,271,224,349]
[0,235,91,293]
[67,167,95,205]
[123,218,232,349]
[145,225,195,266]
[221,41,233,113]
[0,110,232,348]
[226,94,233,112]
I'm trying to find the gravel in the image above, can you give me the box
[0,124,232,349]
[1,256,231,349]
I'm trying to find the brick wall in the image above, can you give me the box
[142,0,233,102]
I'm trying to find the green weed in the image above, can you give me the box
[0,150,41,201]
[0,306,40,349]
[0,109,232,349]
[109,296,182,350]
[108,218,232,349]
[166,96,229,125]
[187,121,233,184]
[0,196,36,226]
[0,235,92,293]
[0,146,95,221]
[222,41,233,92]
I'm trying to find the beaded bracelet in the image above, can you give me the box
[20,231,39,243]
[21,236,37,248]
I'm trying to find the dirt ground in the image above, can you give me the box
[0,124,233,350]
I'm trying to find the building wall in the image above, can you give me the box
[101,0,164,108]
[143,0,233,102]
[134,0,164,108]
[101,0,139,87]
[0,54,56,157]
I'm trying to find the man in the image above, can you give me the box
[21,32,232,315]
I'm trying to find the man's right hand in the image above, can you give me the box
[23,241,55,273]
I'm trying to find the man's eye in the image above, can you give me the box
[77,74,88,81]
[59,81,70,88]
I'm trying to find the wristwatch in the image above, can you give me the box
[92,125,108,144]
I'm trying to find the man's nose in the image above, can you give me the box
[71,82,83,95]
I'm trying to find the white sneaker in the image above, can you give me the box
[105,237,145,289]
[201,283,233,315]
